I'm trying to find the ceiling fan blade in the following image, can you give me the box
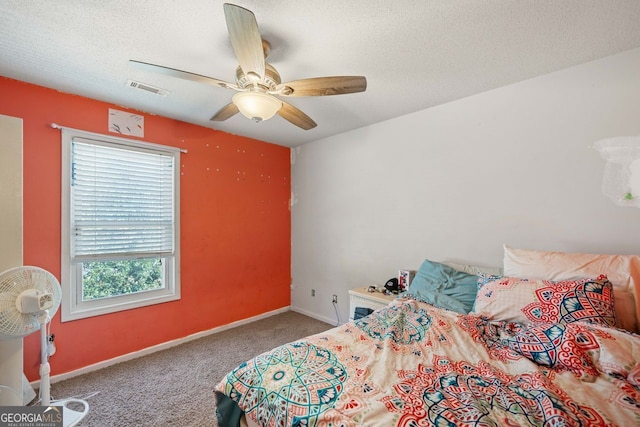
[276,76,367,97]
[223,3,265,80]
[210,102,239,121]
[278,101,317,130]
[130,60,236,89]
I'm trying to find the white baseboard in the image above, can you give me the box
[36,306,290,387]
[290,306,339,326]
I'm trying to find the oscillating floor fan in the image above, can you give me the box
[0,266,89,426]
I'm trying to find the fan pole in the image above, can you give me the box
[39,321,51,406]
[38,316,90,426]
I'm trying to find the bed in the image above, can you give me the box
[214,246,640,426]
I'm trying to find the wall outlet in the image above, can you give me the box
[311,289,316,297]
[47,334,56,356]
[332,294,338,303]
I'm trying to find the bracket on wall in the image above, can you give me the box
[594,136,640,208]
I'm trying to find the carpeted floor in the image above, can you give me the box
[47,311,333,426]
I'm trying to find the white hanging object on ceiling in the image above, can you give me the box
[594,136,640,207]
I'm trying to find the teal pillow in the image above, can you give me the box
[405,259,479,313]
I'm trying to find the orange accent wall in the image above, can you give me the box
[0,77,291,381]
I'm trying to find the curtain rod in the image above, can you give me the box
[50,123,188,154]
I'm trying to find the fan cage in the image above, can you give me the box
[0,266,62,339]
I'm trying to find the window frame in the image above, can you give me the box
[61,128,180,322]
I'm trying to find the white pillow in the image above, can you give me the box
[442,261,502,277]
[503,245,640,333]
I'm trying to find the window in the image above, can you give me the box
[61,128,180,321]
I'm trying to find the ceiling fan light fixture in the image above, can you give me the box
[131,4,365,130]
[232,91,282,122]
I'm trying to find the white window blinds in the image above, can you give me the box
[71,137,175,262]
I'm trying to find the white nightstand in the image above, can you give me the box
[348,286,396,320]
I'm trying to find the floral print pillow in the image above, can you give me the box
[472,275,616,328]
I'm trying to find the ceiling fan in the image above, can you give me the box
[130,3,367,130]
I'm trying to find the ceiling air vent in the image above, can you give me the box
[126,79,169,96]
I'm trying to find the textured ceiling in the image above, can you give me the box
[1,1,640,147]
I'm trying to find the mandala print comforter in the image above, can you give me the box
[214,298,640,426]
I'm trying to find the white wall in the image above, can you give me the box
[291,47,640,325]
[0,114,24,405]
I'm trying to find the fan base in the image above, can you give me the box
[56,398,90,427]
[235,62,281,91]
